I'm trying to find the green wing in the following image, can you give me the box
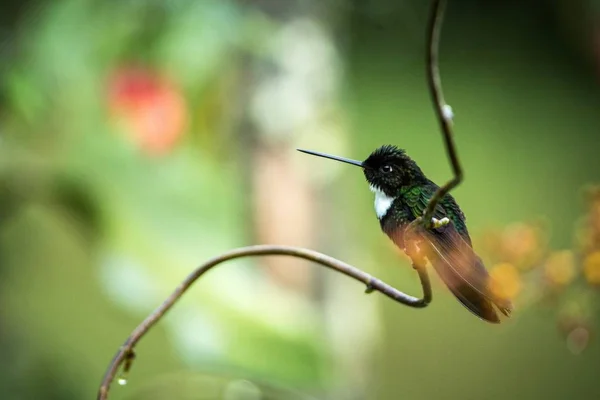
[402,183,470,242]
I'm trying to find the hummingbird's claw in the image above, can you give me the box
[431,217,450,229]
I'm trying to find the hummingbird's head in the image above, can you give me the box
[361,145,425,196]
[297,144,426,197]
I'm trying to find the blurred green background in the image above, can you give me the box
[1,0,600,399]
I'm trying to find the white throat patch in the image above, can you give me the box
[369,185,395,219]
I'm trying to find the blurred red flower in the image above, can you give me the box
[107,66,187,155]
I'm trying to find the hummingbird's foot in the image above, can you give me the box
[431,217,450,229]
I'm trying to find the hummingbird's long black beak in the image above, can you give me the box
[297,149,363,167]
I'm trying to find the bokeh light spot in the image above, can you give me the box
[489,262,522,300]
[583,251,600,285]
[544,250,576,286]
[566,327,590,355]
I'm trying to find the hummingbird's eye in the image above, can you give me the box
[381,165,393,173]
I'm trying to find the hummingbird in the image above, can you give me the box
[298,145,512,323]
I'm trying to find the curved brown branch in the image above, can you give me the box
[421,0,462,227]
[98,1,459,397]
[97,245,432,400]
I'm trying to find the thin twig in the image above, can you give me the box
[97,245,432,400]
[421,0,462,227]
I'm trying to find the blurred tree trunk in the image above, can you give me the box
[233,1,379,398]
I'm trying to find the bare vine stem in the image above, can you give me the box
[97,0,455,398]
[97,245,432,400]
[420,0,462,228]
